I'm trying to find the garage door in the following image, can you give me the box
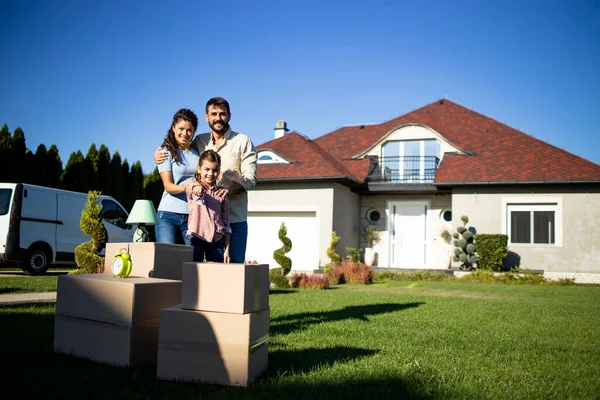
[246,211,318,271]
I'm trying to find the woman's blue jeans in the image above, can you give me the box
[155,211,192,246]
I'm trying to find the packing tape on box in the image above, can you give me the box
[159,334,269,355]
[56,312,160,328]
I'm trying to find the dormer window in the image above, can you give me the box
[257,150,289,164]
[380,140,441,182]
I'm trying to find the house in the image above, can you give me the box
[246,99,600,283]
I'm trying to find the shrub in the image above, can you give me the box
[324,231,342,275]
[345,247,362,264]
[269,267,289,288]
[273,222,292,275]
[73,191,107,274]
[475,234,508,271]
[288,272,330,289]
[374,270,454,282]
[330,260,373,285]
[453,215,478,270]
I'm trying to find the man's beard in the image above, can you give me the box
[210,121,229,134]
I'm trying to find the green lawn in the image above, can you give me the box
[1,281,599,399]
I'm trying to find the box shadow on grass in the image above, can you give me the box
[0,303,455,399]
[270,302,425,335]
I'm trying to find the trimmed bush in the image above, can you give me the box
[453,215,478,270]
[345,247,362,264]
[475,234,508,271]
[324,231,342,275]
[273,222,292,275]
[269,267,289,288]
[72,191,107,274]
[288,273,330,289]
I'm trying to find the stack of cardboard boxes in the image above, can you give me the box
[53,242,270,387]
[53,243,192,367]
[157,261,270,387]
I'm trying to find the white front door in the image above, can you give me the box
[388,201,427,268]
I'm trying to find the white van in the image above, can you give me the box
[0,183,136,275]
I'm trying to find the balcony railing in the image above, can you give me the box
[366,156,440,183]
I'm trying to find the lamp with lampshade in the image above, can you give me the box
[126,200,158,242]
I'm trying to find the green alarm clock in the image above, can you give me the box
[112,250,132,278]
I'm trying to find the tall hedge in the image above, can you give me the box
[475,234,508,271]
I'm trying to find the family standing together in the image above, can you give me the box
[153,97,257,263]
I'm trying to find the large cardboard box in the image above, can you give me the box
[103,242,193,280]
[181,262,269,314]
[157,305,269,386]
[54,274,181,367]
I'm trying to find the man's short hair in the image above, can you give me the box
[206,97,230,115]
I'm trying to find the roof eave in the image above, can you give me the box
[435,179,600,186]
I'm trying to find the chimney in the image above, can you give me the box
[274,120,289,139]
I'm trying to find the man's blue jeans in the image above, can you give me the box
[229,221,248,263]
[155,211,192,246]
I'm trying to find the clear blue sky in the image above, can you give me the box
[2,0,599,174]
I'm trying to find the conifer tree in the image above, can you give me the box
[143,167,163,210]
[130,161,144,202]
[0,124,11,182]
[32,144,49,186]
[120,159,133,210]
[109,152,124,202]
[97,145,111,195]
[47,144,63,188]
[10,127,27,183]
[61,151,87,192]
[85,144,99,191]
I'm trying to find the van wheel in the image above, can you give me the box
[21,247,51,275]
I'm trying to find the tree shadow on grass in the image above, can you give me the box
[0,287,21,294]
[266,346,378,377]
[271,302,425,336]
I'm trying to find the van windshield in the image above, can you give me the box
[0,189,12,216]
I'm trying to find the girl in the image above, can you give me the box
[155,108,200,246]
[183,150,231,263]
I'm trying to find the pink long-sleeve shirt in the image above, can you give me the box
[183,180,231,243]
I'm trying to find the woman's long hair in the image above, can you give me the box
[161,108,198,164]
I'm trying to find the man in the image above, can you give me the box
[155,97,257,263]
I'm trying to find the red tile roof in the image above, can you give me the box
[257,99,600,185]
[257,132,369,183]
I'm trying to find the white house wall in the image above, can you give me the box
[248,183,335,270]
[452,185,600,273]
[332,185,361,257]
[360,193,453,268]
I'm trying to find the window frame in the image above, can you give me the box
[501,197,562,247]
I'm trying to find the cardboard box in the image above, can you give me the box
[181,262,269,314]
[157,305,269,386]
[54,274,181,367]
[103,242,193,280]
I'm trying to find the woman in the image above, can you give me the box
[155,108,200,245]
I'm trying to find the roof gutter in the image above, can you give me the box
[435,179,600,186]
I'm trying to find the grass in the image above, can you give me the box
[0,276,58,293]
[1,281,599,399]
